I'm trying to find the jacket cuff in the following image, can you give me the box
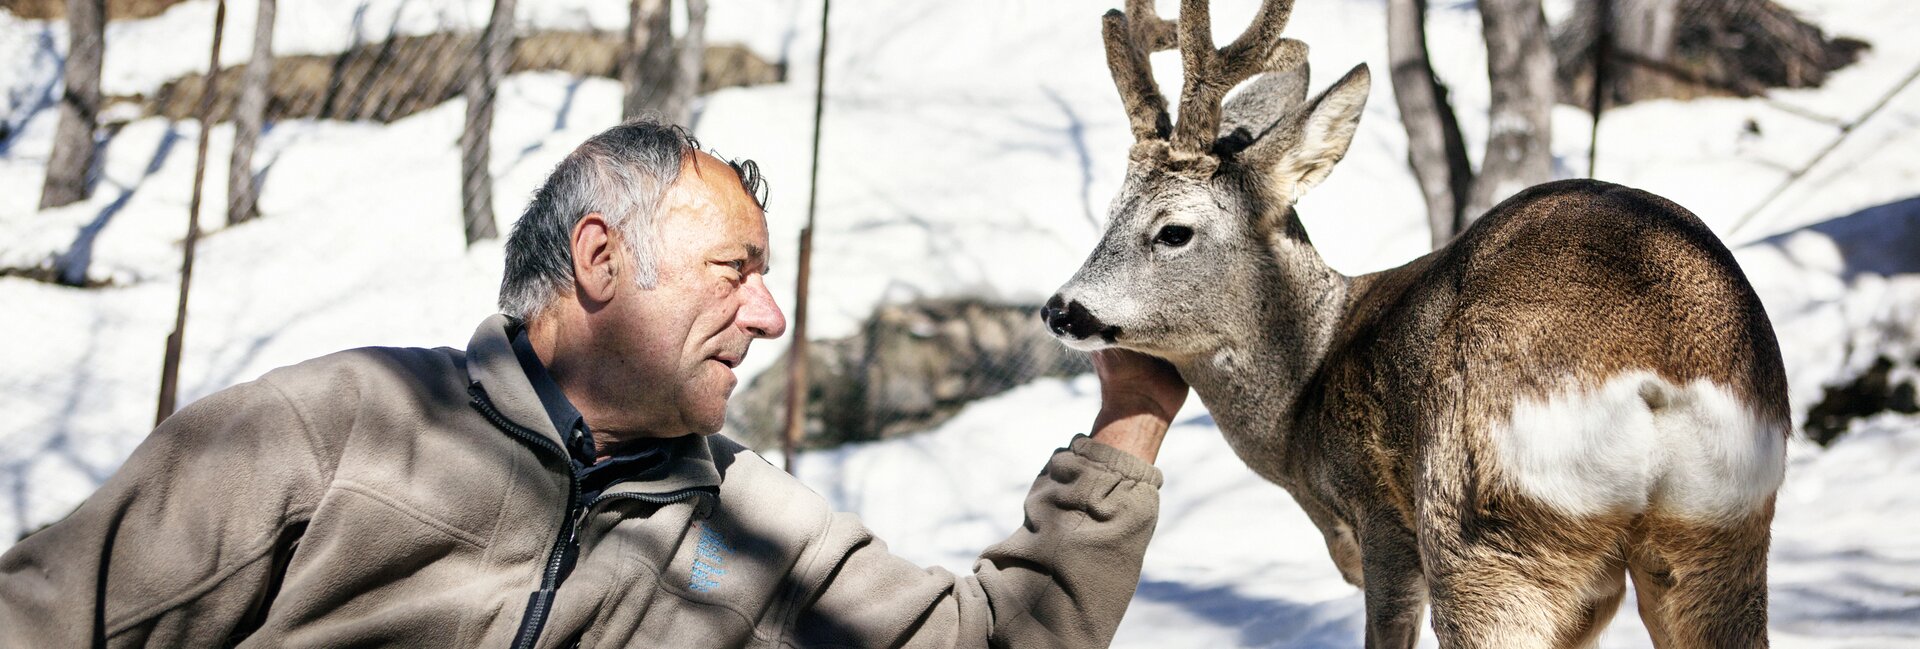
[1067,434,1165,488]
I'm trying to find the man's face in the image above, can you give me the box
[602,152,785,437]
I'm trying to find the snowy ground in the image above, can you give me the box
[4,0,1919,646]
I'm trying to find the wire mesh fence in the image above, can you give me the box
[12,0,1900,458]
[726,297,1094,452]
[4,0,1095,456]
[38,0,777,236]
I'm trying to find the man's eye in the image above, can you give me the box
[1154,225,1194,247]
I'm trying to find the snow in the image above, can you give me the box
[4,0,1920,645]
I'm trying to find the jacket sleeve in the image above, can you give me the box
[0,377,335,648]
[787,434,1163,649]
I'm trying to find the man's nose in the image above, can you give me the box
[740,275,787,339]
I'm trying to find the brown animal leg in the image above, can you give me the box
[1557,563,1628,649]
[1626,506,1774,648]
[1425,556,1563,648]
[1419,494,1635,648]
[1425,556,1631,648]
[1359,512,1427,649]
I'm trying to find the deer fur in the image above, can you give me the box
[1044,1,1789,647]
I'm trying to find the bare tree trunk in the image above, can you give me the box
[40,0,105,210]
[625,0,664,120]
[461,0,513,245]
[1386,0,1473,249]
[662,0,706,126]
[227,0,274,225]
[1617,0,1680,70]
[622,0,673,121]
[1468,0,1555,220]
[622,0,704,125]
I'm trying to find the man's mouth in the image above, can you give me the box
[710,353,743,369]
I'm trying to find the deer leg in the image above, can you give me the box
[1557,563,1628,649]
[1297,495,1366,587]
[1359,511,1427,649]
[1419,496,1633,648]
[1627,506,1773,649]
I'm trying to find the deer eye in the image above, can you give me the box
[1154,224,1194,247]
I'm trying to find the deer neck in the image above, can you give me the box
[1175,244,1350,477]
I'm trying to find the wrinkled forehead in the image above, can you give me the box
[655,155,769,257]
[684,152,761,216]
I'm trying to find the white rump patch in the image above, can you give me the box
[1491,371,1786,521]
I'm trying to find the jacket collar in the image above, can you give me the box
[607,435,722,496]
[467,314,565,448]
[465,314,721,493]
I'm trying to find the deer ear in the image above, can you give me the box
[1220,44,1312,142]
[1244,63,1370,205]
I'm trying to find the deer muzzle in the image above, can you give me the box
[1042,294,1122,349]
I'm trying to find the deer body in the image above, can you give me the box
[1181,180,1785,647]
[1046,2,1787,646]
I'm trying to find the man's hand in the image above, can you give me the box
[1088,349,1189,464]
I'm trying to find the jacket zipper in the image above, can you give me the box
[571,487,716,545]
[470,384,579,649]
[584,487,714,512]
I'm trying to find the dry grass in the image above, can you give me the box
[1,0,186,20]
[123,31,783,125]
[1554,0,1869,107]
[0,263,115,288]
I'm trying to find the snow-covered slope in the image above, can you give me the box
[4,0,1919,646]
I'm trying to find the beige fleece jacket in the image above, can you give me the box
[0,315,1163,648]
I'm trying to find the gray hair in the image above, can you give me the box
[498,119,767,320]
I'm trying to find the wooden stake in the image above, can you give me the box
[783,0,830,475]
[156,0,227,426]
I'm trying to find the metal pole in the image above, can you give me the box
[156,0,227,426]
[783,0,830,475]
[1587,0,1610,178]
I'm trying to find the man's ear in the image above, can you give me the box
[572,213,621,304]
[1242,63,1370,205]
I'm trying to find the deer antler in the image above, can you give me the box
[1103,0,1307,157]
[1100,2,1175,143]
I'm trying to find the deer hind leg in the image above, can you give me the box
[1627,508,1773,649]
[1420,498,1633,649]
[1559,565,1628,649]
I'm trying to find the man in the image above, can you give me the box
[0,120,1189,647]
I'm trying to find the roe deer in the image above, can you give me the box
[1043,1,1788,646]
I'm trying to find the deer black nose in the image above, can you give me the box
[1041,294,1070,335]
[1041,294,1120,342]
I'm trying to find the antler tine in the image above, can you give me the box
[1170,0,1301,155]
[1101,9,1173,142]
[1222,0,1297,78]
[1124,0,1177,51]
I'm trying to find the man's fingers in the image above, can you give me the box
[1091,349,1189,419]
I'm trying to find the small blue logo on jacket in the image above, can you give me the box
[688,523,732,592]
